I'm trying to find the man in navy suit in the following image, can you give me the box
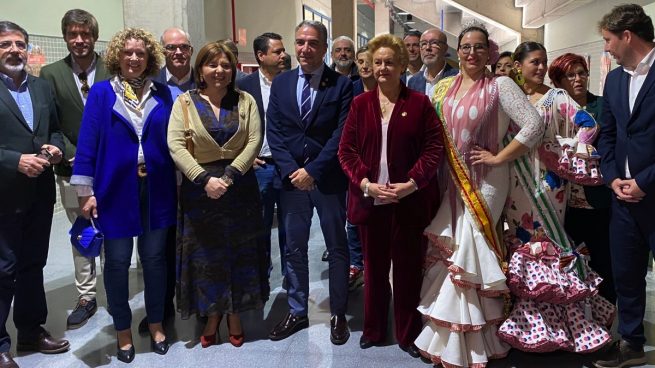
[266,20,352,345]
[407,28,458,96]
[595,4,655,368]
[237,32,288,286]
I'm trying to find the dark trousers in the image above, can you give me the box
[609,198,655,347]
[255,163,287,278]
[0,200,53,352]
[359,205,425,347]
[103,177,169,331]
[281,188,348,316]
[564,206,615,304]
[164,225,176,316]
[346,220,362,269]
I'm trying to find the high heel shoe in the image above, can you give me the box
[151,337,169,355]
[200,333,217,348]
[226,317,244,347]
[116,342,135,363]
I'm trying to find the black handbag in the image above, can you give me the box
[69,216,104,258]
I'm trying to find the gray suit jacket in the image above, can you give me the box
[0,74,64,212]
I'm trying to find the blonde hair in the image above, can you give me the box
[367,34,409,70]
[104,28,164,78]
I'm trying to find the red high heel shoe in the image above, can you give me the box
[226,317,244,347]
[200,333,217,348]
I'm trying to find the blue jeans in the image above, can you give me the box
[103,177,169,331]
[347,220,363,269]
[254,163,287,278]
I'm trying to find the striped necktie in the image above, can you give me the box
[300,73,312,126]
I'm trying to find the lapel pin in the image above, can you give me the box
[401,112,407,117]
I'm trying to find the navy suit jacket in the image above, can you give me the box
[599,64,655,206]
[266,65,353,193]
[407,63,459,94]
[237,70,266,137]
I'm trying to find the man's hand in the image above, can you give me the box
[79,195,98,219]
[290,168,315,191]
[253,158,266,169]
[205,177,229,199]
[611,178,645,203]
[41,144,63,164]
[18,154,49,178]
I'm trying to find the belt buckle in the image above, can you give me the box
[137,163,147,178]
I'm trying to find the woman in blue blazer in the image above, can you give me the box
[71,28,176,363]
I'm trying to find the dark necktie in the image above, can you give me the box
[78,71,89,97]
[300,73,312,126]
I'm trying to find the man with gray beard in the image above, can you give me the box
[330,36,359,81]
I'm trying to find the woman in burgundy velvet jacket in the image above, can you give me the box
[338,33,444,358]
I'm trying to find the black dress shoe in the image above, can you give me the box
[151,338,169,355]
[359,335,379,349]
[269,313,309,341]
[321,250,329,262]
[330,315,349,345]
[16,330,69,354]
[116,344,135,364]
[67,298,97,329]
[0,352,18,368]
[400,343,421,358]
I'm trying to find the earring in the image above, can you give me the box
[512,68,525,86]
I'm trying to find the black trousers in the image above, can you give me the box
[0,200,53,352]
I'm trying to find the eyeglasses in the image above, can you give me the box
[459,44,488,54]
[164,44,192,52]
[78,71,90,97]
[419,40,446,49]
[564,71,589,80]
[0,40,27,50]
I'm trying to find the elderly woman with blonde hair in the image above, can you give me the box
[338,33,444,358]
[72,28,176,363]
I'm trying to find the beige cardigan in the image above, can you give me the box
[167,90,262,181]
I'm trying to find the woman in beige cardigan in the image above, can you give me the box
[167,41,267,348]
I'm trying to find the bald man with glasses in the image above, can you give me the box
[408,28,458,97]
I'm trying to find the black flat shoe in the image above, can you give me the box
[116,344,135,364]
[151,338,169,355]
[400,343,421,358]
[359,335,379,349]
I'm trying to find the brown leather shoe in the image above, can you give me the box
[330,314,350,345]
[16,331,70,354]
[268,313,309,341]
[0,352,18,368]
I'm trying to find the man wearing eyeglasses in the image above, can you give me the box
[155,27,195,100]
[0,21,69,367]
[40,9,110,331]
[408,28,458,97]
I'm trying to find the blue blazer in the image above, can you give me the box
[599,65,655,206]
[73,80,177,239]
[407,63,459,94]
[236,70,266,137]
[266,65,353,193]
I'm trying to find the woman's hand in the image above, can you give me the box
[205,177,228,199]
[470,145,502,166]
[387,181,417,200]
[368,183,399,203]
[79,195,98,219]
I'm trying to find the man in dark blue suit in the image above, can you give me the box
[595,4,655,368]
[266,20,352,345]
[407,28,458,96]
[237,32,288,286]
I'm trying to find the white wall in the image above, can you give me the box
[3,0,124,41]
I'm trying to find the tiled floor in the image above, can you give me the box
[6,210,655,367]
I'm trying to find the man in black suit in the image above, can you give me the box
[237,32,288,287]
[0,21,69,368]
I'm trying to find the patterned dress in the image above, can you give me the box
[498,88,614,353]
[176,90,269,318]
[415,76,543,368]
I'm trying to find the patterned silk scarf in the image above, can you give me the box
[119,75,147,110]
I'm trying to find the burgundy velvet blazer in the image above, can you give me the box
[338,84,444,227]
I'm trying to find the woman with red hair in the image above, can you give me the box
[548,53,615,304]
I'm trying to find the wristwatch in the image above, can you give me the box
[220,175,234,187]
[363,181,370,197]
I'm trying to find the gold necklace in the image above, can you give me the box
[380,99,390,114]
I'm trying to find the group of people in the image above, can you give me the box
[1,3,655,368]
